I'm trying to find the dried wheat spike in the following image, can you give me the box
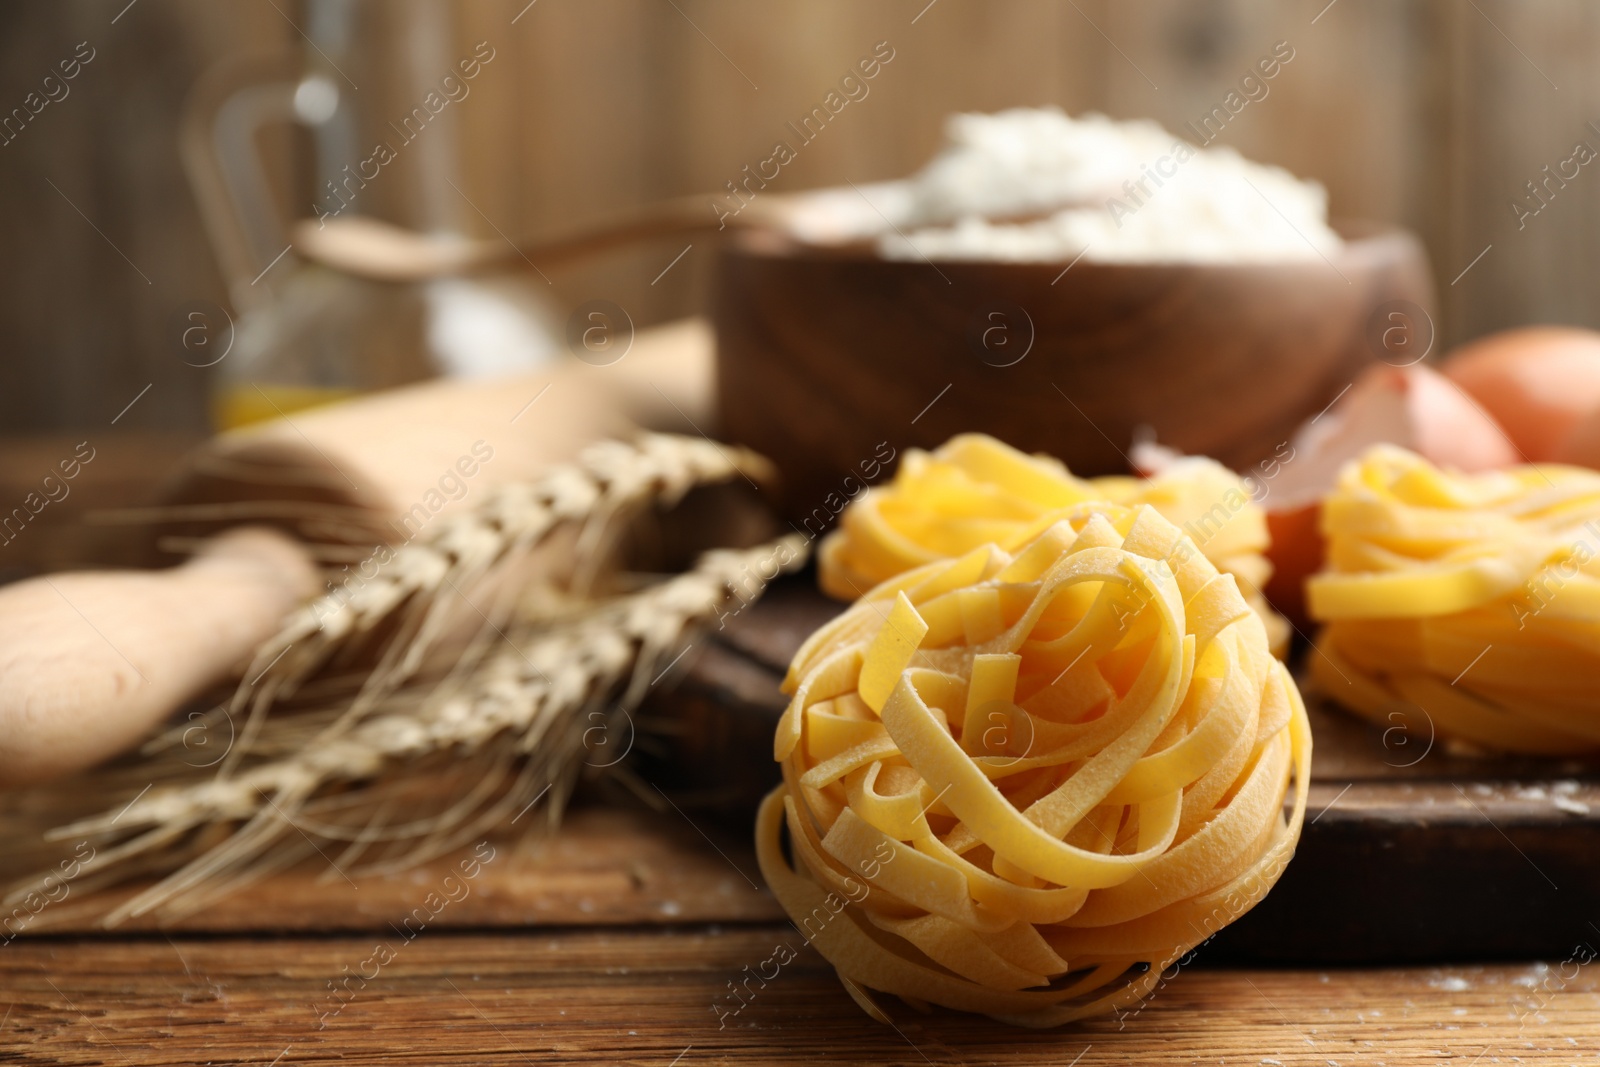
[222,433,777,772]
[13,533,808,925]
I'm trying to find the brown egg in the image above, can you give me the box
[1257,363,1515,628]
[1135,362,1514,630]
[1555,405,1600,469]
[1262,502,1322,634]
[1444,326,1600,462]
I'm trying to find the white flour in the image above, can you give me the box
[876,107,1342,264]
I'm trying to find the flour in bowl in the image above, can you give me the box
[877,107,1341,264]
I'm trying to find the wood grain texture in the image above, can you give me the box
[713,228,1435,518]
[0,805,781,936]
[9,0,1600,434]
[2,928,1597,1065]
[0,0,294,435]
[1436,0,1600,348]
[0,434,201,575]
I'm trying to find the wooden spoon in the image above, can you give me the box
[291,181,914,283]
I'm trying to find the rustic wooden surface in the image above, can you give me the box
[0,804,784,936]
[4,776,1599,1064]
[5,928,1600,1066]
[7,0,1600,436]
[0,433,204,576]
[5,443,1600,1063]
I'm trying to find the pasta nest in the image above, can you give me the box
[757,503,1311,1026]
[819,433,1288,655]
[1309,445,1600,754]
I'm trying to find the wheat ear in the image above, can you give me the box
[12,533,808,925]
[220,433,775,776]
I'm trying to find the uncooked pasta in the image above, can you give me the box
[819,433,1287,654]
[758,504,1311,1026]
[1309,445,1600,753]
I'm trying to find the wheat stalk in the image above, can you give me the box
[5,433,792,924]
[220,432,775,775]
[11,533,808,925]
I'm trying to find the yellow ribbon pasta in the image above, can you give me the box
[819,434,1288,655]
[759,504,1312,1027]
[1308,445,1600,754]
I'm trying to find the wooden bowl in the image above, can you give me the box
[713,224,1434,523]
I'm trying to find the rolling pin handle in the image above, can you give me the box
[0,526,319,789]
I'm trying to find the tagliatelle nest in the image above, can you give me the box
[757,504,1311,1027]
[818,434,1288,655]
[1309,445,1600,754]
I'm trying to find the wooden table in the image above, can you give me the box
[3,436,1600,1065]
[5,801,1600,1066]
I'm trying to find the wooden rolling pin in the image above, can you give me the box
[0,320,713,789]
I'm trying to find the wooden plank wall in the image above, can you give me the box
[0,0,1596,436]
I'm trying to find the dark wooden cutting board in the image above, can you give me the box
[641,571,1600,965]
